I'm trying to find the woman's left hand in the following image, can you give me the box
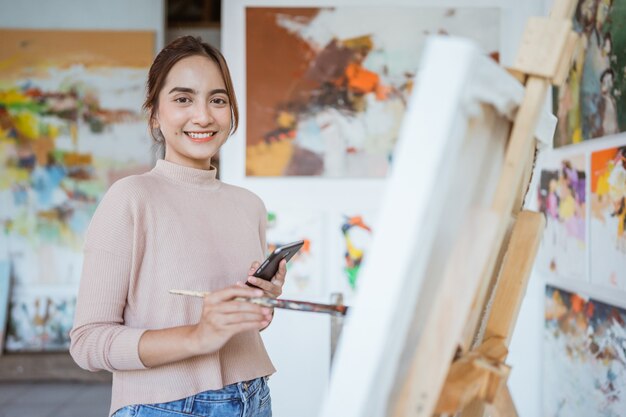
[244,259,287,299]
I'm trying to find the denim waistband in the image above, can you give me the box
[194,376,265,402]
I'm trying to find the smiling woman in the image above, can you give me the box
[69,36,284,417]
[153,55,232,168]
[143,37,239,168]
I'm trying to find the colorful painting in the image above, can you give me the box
[0,231,9,354]
[544,285,626,416]
[5,288,76,351]
[0,29,154,351]
[329,212,377,298]
[554,0,626,147]
[245,7,499,177]
[265,210,324,298]
[590,146,626,289]
[536,152,587,281]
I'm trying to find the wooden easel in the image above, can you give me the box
[391,1,579,416]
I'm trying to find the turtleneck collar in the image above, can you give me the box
[151,159,220,190]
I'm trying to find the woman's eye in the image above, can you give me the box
[175,97,191,104]
[211,97,228,105]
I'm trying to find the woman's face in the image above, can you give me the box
[154,55,232,169]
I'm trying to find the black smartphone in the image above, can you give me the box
[247,240,305,286]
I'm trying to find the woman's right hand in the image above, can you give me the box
[190,286,273,355]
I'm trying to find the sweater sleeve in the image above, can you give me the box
[69,180,148,372]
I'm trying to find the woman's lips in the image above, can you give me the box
[185,131,216,142]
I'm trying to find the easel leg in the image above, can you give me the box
[460,386,518,417]
[329,292,344,368]
[441,211,545,417]
[490,386,518,417]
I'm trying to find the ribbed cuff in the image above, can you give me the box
[109,328,149,371]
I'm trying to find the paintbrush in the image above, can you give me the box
[169,289,349,317]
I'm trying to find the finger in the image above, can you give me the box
[247,275,271,289]
[273,259,287,284]
[205,286,263,304]
[225,320,272,334]
[218,312,269,326]
[277,259,287,276]
[247,276,282,298]
[211,302,272,316]
[249,260,261,274]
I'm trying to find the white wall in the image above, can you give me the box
[0,0,165,52]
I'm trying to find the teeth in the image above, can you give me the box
[187,131,215,139]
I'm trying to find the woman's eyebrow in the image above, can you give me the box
[209,88,228,95]
[168,87,228,96]
[168,87,196,94]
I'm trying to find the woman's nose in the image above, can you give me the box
[192,104,213,125]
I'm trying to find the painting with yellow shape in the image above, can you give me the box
[590,146,626,290]
[245,7,500,177]
[0,29,154,351]
[535,152,587,282]
[327,212,377,302]
[553,0,626,147]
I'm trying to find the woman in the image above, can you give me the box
[70,36,284,417]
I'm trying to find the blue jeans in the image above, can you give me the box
[112,377,271,417]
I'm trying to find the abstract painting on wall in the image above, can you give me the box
[330,212,377,298]
[590,146,626,290]
[553,0,626,147]
[0,29,154,351]
[544,285,626,416]
[536,152,587,282]
[245,7,499,177]
[6,288,76,352]
[265,209,324,298]
[0,236,9,355]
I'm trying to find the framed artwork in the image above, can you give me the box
[535,151,587,282]
[590,145,626,289]
[553,0,626,147]
[226,3,500,177]
[329,211,377,299]
[0,29,154,351]
[0,236,9,355]
[5,287,76,351]
[544,285,626,416]
[265,209,325,297]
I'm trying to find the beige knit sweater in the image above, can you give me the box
[69,159,275,416]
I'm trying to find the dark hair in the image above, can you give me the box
[143,36,239,148]
[600,67,614,83]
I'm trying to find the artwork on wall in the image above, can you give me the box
[5,288,76,352]
[265,209,325,298]
[329,212,377,298]
[590,145,626,289]
[544,285,626,416]
[0,235,9,355]
[0,29,154,351]
[553,0,626,147]
[536,152,587,282]
[245,7,499,177]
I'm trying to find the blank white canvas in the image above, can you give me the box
[320,36,554,417]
